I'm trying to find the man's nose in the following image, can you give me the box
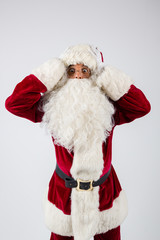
[75,70,82,79]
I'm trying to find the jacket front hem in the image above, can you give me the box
[43,189,128,237]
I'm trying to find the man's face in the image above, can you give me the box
[67,64,91,79]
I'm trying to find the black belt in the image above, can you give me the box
[55,164,111,191]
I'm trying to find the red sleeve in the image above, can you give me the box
[113,85,151,125]
[5,74,47,123]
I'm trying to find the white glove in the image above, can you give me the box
[96,66,133,101]
[32,58,66,91]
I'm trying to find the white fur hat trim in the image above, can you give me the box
[60,44,104,71]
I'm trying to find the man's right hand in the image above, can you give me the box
[32,58,66,91]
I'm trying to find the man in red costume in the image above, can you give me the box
[5,44,151,240]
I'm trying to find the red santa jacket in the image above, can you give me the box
[5,74,151,237]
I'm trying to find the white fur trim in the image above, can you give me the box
[97,189,128,234]
[96,66,133,101]
[43,189,128,239]
[42,190,73,236]
[32,58,66,91]
[60,44,98,71]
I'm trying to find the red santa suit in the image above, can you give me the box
[5,44,151,240]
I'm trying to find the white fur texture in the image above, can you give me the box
[71,187,100,240]
[42,78,114,158]
[42,189,73,236]
[43,189,128,239]
[60,44,99,72]
[32,58,66,91]
[96,66,133,101]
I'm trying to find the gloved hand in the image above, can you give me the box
[32,58,66,91]
[96,65,133,101]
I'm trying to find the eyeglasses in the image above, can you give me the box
[67,65,91,78]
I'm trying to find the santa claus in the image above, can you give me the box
[5,44,151,240]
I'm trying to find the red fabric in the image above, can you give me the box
[5,74,151,215]
[94,226,120,240]
[48,164,121,214]
[50,233,73,240]
[100,51,104,63]
[99,165,121,211]
[113,84,151,125]
[50,226,120,240]
[48,171,72,214]
[5,74,47,122]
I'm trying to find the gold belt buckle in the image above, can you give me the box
[76,179,93,191]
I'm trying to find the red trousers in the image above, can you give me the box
[50,226,120,240]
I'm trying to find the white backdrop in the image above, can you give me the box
[1,0,159,240]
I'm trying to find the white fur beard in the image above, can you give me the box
[42,78,114,154]
[42,77,115,240]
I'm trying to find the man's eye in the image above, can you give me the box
[69,68,75,73]
[82,68,88,73]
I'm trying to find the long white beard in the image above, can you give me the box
[42,77,115,240]
[42,78,114,153]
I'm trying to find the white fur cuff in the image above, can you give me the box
[32,58,66,91]
[96,66,133,101]
[43,189,128,238]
